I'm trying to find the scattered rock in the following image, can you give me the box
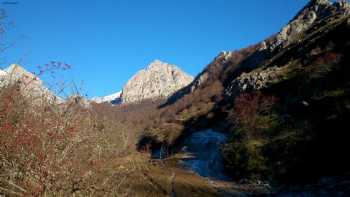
[225,65,287,96]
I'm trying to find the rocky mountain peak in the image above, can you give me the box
[146,59,180,73]
[4,64,41,85]
[147,59,164,69]
[121,60,193,103]
[6,64,35,76]
[0,64,61,103]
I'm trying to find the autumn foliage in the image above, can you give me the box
[0,72,153,196]
[232,91,278,139]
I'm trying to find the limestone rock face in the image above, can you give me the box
[267,0,349,51]
[121,60,193,103]
[225,66,289,97]
[0,64,62,103]
[3,64,42,86]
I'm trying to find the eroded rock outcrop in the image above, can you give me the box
[266,0,349,51]
[121,60,193,103]
[0,64,62,103]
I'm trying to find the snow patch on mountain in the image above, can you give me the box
[91,91,122,104]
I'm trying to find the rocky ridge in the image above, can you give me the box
[164,0,350,106]
[141,2,350,194]
[266,0,350,51]
[225,0,350,97]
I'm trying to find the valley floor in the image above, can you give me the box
[114,153,270,197]
[110,152,350,197]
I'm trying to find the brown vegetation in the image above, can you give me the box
[231,91,278,139]
[0,77,224,196]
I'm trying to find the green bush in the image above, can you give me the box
[222,139,266,180]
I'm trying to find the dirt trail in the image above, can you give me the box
[158,156,270,197]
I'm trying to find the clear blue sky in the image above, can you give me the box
[1,0,310,98]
